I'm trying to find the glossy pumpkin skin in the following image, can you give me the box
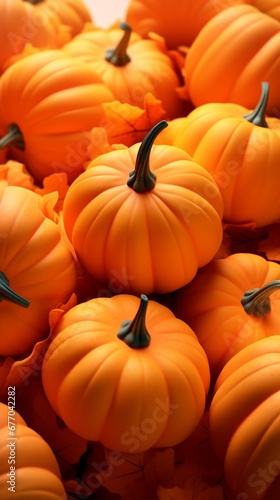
[156,86,280,227]
[183,5,280,115]
[0,185,76,357]
[0,49,114,184]
[42,293,210,453]
[0,402,66,499]
[209,336,280,499]
[63,23,184,120]
[170,253,280,379]
[30,0,93,38]
[62,122,224,295]
[125,0,248,49]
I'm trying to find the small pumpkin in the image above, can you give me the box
[0,185,76,357]
[63,22,184,119]
[209,336,280,499]
[62,121,224,295]
[0,402,67,499]
[25,0,93,38]
[155,82,280,228]
[183,4,280,115]
[0,49,114,184]
[170,252,280,380]
[42,293,210,453]
[0,0,69,74]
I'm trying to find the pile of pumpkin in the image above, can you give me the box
[0,0,280,498]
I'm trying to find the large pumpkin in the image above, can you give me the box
[170,252,280,380]
[183,4,280,115]
[63,22,184,119]
[0,185,76,357]
[155,82,280,228]
[62,121,224,295]
[125,0,248,49]
[209,336,280,499]
[0,401,66,499]
[0,49,114,184]
[42,293,210,453]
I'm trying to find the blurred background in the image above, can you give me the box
[82,0,130,28]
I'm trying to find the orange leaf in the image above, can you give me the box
[87,93,167,160]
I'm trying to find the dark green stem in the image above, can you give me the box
[105,22,132,66]
[0,272,29,308]
[117,294,151,348]
[0,124,25,151]
[242,82,269,128]
[241,280,280,317]
[127,120,168,193]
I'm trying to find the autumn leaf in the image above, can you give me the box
[87,93,167,160]
[34,172,70,213]
[0,160,35,190]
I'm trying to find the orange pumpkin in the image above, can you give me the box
[125,0,248,49]
[25,0,93,38]
[251,0,280,22]
[63,22,184,119]
[42,293,210,453]
[209,336,280,499]
[0,185,76,357]
[62,121,224,295]
[171,252,280,380]
[0,0,69,74]
[183,4,280,115]
[0,49,114,184]
[0,401,66,499]
[156,82,280,228]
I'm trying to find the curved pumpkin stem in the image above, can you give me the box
[242,82,269,128]
[127,120,168,193]
[0,272,29,308]
[241,280,280,317]
[117,294,151,348]
[0,124,25,151]
[105,22,132,66]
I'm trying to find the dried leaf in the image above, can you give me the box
[87,93,167,160]
[0,160,35,190]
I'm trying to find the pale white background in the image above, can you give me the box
[82,0,131,28]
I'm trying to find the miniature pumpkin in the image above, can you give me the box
[42,293,210,453]
[209,336,280,499]
[171,252,280,380]
[0,0,69,74]
[125,0,248,49]
[157,82,280,227]
[183,4,280,115]
[0,185,76,357]
[63,22,184,119]
[0,402,67,499]
[62,121,224,295]
[0,49,114,184]
[25,0,93,38]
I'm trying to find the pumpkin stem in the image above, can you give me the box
[242,82,269,128]
[117,294,151,348]
[241,280,280,317]
[0,124,25,151]
[0,272,29,308]
[127,120,168,193]
[105,22,132,66]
